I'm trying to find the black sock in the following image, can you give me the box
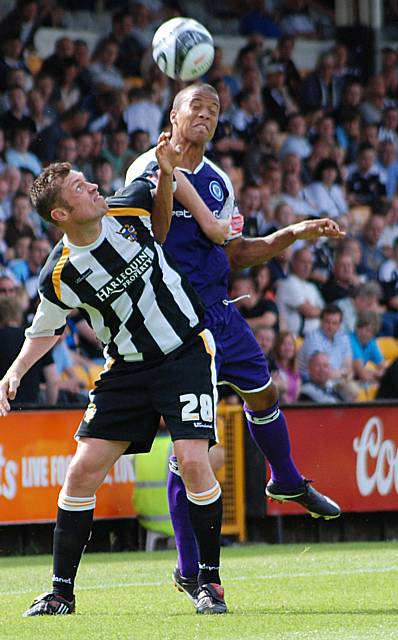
[188,496,222,587]
[52,506,94,600]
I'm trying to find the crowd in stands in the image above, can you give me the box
[1,0,398,407]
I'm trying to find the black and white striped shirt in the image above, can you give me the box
[26,177,204,363]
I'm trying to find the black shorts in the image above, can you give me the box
[75,329,218,454]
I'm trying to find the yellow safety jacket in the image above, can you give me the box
[131,435,174,537]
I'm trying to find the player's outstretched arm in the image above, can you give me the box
[225,218,345,270]
[0,335,59,416]
[152,132,182,243]
[174,171,231,245]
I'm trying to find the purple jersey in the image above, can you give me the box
[125,151,271,392]
[126,151,239,306]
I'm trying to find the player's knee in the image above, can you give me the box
[175,442,210,485]
[243,381,279,411]
[64,455,103,492]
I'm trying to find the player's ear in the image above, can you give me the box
[50,206,69,224]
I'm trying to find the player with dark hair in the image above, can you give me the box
[126,83,344,605]
[0,133,227,616]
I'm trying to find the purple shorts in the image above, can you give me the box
[205,302,271,393]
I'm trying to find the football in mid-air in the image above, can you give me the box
[152,17,215,81]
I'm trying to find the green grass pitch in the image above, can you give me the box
[1,542,397,640]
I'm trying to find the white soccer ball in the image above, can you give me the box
[152,17,215,81]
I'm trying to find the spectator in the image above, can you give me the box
[102,129,135,182]
[211,78,246,165]
[129,129,151,161]
[321,251,358,303]
[378,196,398,257]
[303,158,348,219]
[110,10,145,77]
[359,75,387,125]
[123,86,162,145]
[240,0,281,38]
[55,57,82,114]
[40,36,75,81]
[281,172,319,218]
[0,297,58,405]
[75,132,94,181]
[265,34,301,102]
[0,35,31,93]
[89,38,124,92]
[232,88,263,143]
[5,124,41,177]
[27,88,53,133]
[253,324,276,358]
[5,192,35,249]
[272,331,301,403]
[335,108,361,165]
[376,357,398,399]
[8,236,50,299]
[230,274,279,332]
[33,72,58,121]
[0,86,35,142]
[347,144,387,207]
[298,303,353,381]
[276,247,324,336]
[350,310,386,384]
[301,52,343,112]
[0,275,17,298]
[279,0,319,38]
[262,63,297,128]
[92,157,116,198]
[279,113,312,160]
[333,81,363,124]
[239,182,269,237]
[251,263,276,301]
[377,140,398,199]
[33,105,89,164]
[269,244,294,285]
[378,237,398,313]
[89,89,127,136]
[378,106,398,149]
[56,137,78,168]
[358,214,386,280]
[298,352,344,403]
[263,200,295,236]
[337,281,383,334]
[0,0,40,52]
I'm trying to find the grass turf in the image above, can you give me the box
[0,542,397,640]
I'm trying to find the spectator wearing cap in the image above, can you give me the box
[347,143,387,207]
[262,62,297,128]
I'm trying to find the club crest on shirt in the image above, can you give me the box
[117,224,138,243]
[83,402,97,423]
[209,180,224,202]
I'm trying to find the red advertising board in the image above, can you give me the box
[0,409,136,524]
[267,404,398,516]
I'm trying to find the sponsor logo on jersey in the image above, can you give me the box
[209,180,224,202]
[95,247,154,301]
[116,224,138,243]
[193,422,211,429]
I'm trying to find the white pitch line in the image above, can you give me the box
[1,566,398,597]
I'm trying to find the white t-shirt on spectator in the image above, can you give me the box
[276,273,324,336]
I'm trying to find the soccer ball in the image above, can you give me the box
[152,17,215,81]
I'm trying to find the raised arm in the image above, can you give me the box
[151,132,182,244]
[225,218,345,271]
[174,171,231,245]
[0,335,59,416]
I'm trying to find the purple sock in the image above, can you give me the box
[167,456,199,578]
[244,402,302,489]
